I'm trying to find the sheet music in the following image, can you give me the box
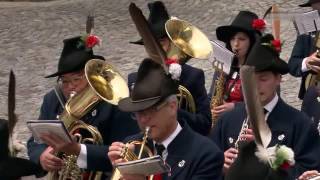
[27,120,72,144]
[294,10,320,35]
[116,155,171,176]
[209,40,234,74]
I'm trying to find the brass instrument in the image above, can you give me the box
[165,17,213,63]
[305,32,320,90]
[164,17,213,113]
[210,61,226,128]
[49,59,129,180]
[111,127,154,180]
[178,85,196,113]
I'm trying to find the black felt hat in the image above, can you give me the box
[225,142,289,180]
[45,36,105,78]
[245,34,289,75]
[216,11,261,43]
[0,119,41,179]
[130,1,170,45]
[299,0,320,7]
[118,58,178,112]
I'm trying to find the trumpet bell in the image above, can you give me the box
[165,18,213,60]
[85,59,129,105]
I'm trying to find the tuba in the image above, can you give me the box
[164,17,213,113]
[49,59,129,180]
[110,127,154,180]
[177,85,196,113]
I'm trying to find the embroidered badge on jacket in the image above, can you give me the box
[178,160,185,168]
[278,134,285,141]
[91,109,97,117]
[228,137,234,144]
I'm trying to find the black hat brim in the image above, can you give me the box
[130,39,144,45]
[299,2,311,7]
[118,96,161,112]
[45,55,105,78]
[216,25,256,43]
[255,57,289,75]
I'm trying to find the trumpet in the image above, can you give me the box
[111,127,154,180]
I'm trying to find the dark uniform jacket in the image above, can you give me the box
[288,34,315,99]
[210,98,320,179]
[128,64,211,136]
[27,89,139,177]
[302,86,320,133]
[124,121,224,180]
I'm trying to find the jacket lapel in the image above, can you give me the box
[266,98,289,146]
[164,123,194,179]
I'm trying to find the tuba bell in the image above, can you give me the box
[164,17,213,113]
[49,59,129,180]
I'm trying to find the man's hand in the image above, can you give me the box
[239,128,255,142]
[108,142,127,166]
[298,170,320,180]
[223,148,238,174]
[212,102,235,118]
[40,133,80,155]
[306,52,320,73]
[39,146,64,171]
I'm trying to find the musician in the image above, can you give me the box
[209,11,263,119]
[27,36,139,178]
[108,58,224,180]
[288,0,320,99]
[0,118,41,179]
[210,34,320,179]
[128,1,212,136]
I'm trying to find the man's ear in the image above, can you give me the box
[168,99,178,113]
[276,74,282,85]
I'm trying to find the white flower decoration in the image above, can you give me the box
[168,63,182,80]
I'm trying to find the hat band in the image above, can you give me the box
[131,96,161,103]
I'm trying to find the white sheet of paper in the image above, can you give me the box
[209,40,234,74]
[27,120,72,144]
[116,155,171,176]
[294,10,320,35]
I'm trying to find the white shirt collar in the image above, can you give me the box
[156,122,182,149]
[264,93,279,116]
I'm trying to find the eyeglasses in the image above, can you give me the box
[133,101,168,120]
[57,73,85,86]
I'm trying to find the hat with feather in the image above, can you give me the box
[130,1,170,45]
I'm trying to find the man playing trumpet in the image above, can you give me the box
[108,58,224,180]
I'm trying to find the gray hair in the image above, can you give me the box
[165,95,178,103]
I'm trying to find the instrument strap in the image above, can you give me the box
[53,85,66,109]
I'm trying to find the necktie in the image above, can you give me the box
[155,143,165,157]
[153,144,165,180]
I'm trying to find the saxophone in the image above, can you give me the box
[210,61,226,128]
